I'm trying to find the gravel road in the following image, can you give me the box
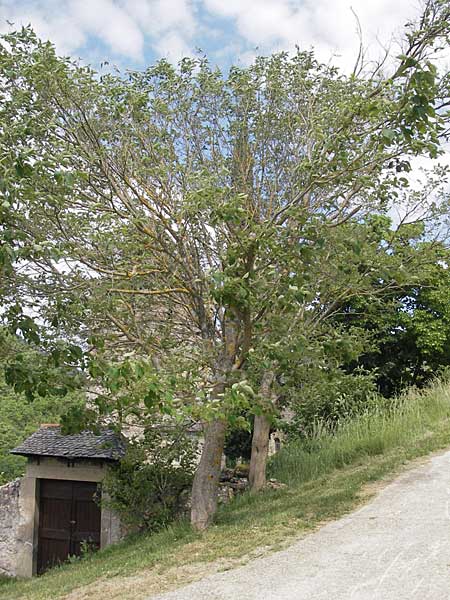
[150,450,450,600]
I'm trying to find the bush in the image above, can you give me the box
[287,368,385,437]
[102,427,196,532]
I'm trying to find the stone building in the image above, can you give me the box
[0,424,125,577]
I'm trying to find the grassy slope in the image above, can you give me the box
[3,380,450,600]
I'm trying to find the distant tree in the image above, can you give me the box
[0,329,83,483]
[337,233,450,396]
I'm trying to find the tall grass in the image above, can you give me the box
[270,379,450,486]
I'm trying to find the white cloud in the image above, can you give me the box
[122,0,196,36]
[202,0,426,71]
[0,0,87,56]
[0,0,143,60]
[0,0,197,62]
[71,0,144,60]
[121,0,197,60]
[152,29,193,61]
[388,148,450,227]
[407,151,450,191]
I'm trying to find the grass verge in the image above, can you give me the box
[3,379,450,600]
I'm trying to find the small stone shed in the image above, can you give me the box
[0,424,125,577]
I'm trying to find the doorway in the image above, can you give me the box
[37,479,101,574]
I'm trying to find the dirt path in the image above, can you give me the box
[150,450,450,599]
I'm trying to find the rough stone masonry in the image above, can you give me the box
[0,479,21,577]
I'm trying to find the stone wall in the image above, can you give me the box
[0,461,125,578]
[0,479,21,577]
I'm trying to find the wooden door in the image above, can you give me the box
[70,482,101,556]
[37,479,101,574]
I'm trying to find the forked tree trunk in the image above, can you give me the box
[249,413,271,492]
[190,418,227,531]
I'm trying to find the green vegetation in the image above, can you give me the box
[336,238,450,396]
[0,379,81,484]
[3,378,450,600]
[0,8,449,599]
[0,329,84,484]
[1,2,450,526]
[271,377,450,484]
[103,427,196,532]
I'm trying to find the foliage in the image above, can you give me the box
[334,233,450,396]
[0,313,86,403]
[0,378,83,485]
[269,377,450,486]
[102,426,196,531]
[284,232,450,432]
[1,16,449,424]
[0,329,84,484]
[286,368,382,437]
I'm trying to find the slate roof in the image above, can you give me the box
[11,426,126,461]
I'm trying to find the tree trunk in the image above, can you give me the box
[190,418,227,531]
[249,413,271,492]
[249,370,276,493]
[190,309,240,530]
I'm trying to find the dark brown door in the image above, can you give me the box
[37,479,101,574]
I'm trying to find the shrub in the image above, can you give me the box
[102,426,196,532]
[286,367,385,437]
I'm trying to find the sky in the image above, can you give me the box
[0,0,437,73]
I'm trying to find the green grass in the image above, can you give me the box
[270,380,450,486]
[4,379,450,600]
